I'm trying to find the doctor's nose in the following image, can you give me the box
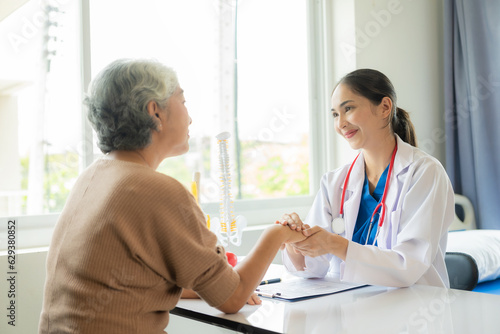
[337,114,348,128]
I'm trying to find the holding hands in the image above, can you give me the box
[276,212,310,231]
[276,213,348,261]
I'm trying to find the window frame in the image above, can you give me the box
[1,0,342,249]
[80,0,337,225]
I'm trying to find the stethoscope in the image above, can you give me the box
[331,142,398,245]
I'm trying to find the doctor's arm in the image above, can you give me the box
[341,163,454,287]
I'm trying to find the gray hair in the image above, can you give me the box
[84,59,179,153]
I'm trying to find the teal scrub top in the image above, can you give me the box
[352,165,389,246]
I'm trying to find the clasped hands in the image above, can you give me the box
[276,212,332,258]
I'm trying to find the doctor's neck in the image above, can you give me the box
[362,134,397,179]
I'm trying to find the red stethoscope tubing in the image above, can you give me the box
[339,142,398,229]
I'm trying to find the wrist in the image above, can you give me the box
[329,234,348,261]
[265,224,290,244]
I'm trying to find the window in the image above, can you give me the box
[0,0,82,216]
[89,0,311,204]
[1,0,326,232]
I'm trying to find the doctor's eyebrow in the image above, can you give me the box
[331,100,355,111]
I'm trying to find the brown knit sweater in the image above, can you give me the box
[39,159,239,333]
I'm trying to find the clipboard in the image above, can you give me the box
[255,276,365,302]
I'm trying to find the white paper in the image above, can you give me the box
[255,276,364,301]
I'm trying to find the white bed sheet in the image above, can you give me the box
[447,229,500,283]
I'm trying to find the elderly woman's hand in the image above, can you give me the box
[246,293,261,305]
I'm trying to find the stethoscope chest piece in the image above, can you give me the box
[331,216,345,234]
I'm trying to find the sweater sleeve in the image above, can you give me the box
[119,171,239,307]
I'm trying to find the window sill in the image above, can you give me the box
[0,195,314,251]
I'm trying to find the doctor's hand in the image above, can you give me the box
[275,220,308,250]
[275,212,310,232]
[293,226,348,261]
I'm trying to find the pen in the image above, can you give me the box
[260,278,281,285]
[255,289,282,298]
[256,291,275,298]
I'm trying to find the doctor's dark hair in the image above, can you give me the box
[336,69,417,147]
[84,58,179,153]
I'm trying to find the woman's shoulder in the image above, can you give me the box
[137,166,190,194]
[398,143,451,187]
[396,138,446,174]
[93,158,190,195]
[408,145,446,173]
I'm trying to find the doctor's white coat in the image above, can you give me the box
[283,135,455,288]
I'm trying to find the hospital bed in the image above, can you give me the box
[447,194,500,294]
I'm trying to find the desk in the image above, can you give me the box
[171,267,500,333]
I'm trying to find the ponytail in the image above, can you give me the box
[392,107,417,147]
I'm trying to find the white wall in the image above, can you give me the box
[331,0,446,166]
[0,95,22,215]
[0,248,47,334]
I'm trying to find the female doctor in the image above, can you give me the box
[278,69,455,288]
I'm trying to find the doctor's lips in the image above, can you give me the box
[343,130,358,139]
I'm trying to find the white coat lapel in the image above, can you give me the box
[343,153,365,240]
[377,136,414,247]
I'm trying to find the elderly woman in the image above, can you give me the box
[39,59,305,334]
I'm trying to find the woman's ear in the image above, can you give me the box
[380,97,393,118]
[146,101,162,130]
[146,100,158,117]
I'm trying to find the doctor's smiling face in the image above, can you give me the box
[331,83,392,151]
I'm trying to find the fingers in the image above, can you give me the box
[279,212,304,231]
[302,225,322,237]
[246,293,262,305]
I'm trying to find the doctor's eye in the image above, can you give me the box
[332,111,339,118]
[345,106,353,112]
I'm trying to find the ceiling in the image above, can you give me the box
[0,0,30,22]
